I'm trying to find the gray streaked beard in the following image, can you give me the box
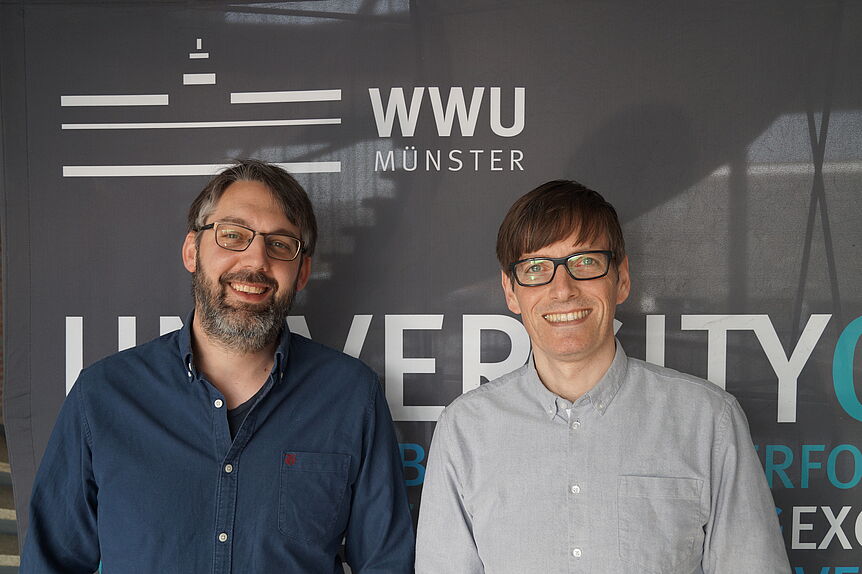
[192,262,295,353]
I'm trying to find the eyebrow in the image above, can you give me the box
[215,216,295,235]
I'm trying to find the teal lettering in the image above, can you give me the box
[765,444,794,488]
[833,316,862,421]
[826,444,862,489]
[801,445,826,488]
[399,443,426,487]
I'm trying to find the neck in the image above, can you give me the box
[533,339,617,402]
[190,311,278,408]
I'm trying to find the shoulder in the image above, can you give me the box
[287,333,379,392]
[76,330,182,388]
[440,362,530,421]
[289,333,375,373]
[625,356,737,412]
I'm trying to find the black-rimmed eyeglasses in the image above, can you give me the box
[197,222,304,261]
[511,250,614,286]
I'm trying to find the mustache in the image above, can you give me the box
[219,270,278,291]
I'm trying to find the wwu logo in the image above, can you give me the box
[369,87,525,137]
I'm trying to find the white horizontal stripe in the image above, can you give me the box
[61,94,169,107]
[61,118,341,130]
[62,162,341,177]
[709,161,862,177]
[189,52,210,59]
[231,89,342,104]
[183,73,216,85]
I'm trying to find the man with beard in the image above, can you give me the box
[21,160,415,573]
[415,180,789,572]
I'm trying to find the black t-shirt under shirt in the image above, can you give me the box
[227,384,267,439]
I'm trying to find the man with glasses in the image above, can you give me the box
[416,180,789,572]
[22,160,414,573]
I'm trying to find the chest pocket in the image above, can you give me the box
[278,451,351,544]
[618,475,705,573]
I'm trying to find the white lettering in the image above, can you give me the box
[490,87,525,137]
[385,314,444,421]
[369,87,424,137]
[469,149,483,170]
[820,506,853,549]
[462,315,530,393]
[792,506,818,549]
[757,314,830,423]
[428,87,484,137]
[490,149,503,171]
[159,316,182,335]
[511,149,524,170]
[448,149,463,171]
[118,316,136,351]
[681,314,830,422]
[375,150,395,171]
[645,315,665,366]
[66,317,83,394]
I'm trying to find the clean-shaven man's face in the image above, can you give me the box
[501,230,630,368]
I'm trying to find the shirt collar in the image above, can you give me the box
[178,310,292,383]
[529,339,629,419]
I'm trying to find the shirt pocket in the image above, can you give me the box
[617,475,704,573]
[278,451,350,544]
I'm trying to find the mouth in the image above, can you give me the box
[543,309,591,323]
[229,282,271,295]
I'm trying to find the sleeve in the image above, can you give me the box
[701,397,791,572]
[344,377,415,573]
[20,381,101,574]
[415,408,484,574]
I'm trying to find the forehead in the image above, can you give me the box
[209,181,294,229]
[520,228,609,259]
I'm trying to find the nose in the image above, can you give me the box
[239,234,270,268]
[547,262,581,300]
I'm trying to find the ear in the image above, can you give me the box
[182,232,198,273]
[295,256,313,292]
[615,256,631,305]
[501,270,522,315]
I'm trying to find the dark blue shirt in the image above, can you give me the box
[21,316,415,573]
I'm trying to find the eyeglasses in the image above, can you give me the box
[511,250,614,286]
[197,222,303,261]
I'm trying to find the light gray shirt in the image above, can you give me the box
[416,341,790,573]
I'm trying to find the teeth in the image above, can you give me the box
[544,310,590,323]
[231,283,266,294]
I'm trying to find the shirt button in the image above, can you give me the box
[214,399,224,408]
[571,420,581,430]
[572,548,582,558]
[570,484,581,494]
[224,464,234,474]
[218,532,228,543]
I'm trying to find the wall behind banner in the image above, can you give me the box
[2,0,861,568]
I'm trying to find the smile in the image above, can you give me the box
[230,282,269,295]
[543,310,590,323]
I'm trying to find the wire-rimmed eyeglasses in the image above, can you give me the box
[197,221,303,261]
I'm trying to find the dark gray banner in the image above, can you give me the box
[2,1,861,569]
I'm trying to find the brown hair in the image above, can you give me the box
[496,180,625,276]
[187,159,318,256]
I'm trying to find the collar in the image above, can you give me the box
[530,339,629,419]
[178,310,292,383]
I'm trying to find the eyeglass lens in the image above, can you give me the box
[214,222,301,261]
[515,252,610,285]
